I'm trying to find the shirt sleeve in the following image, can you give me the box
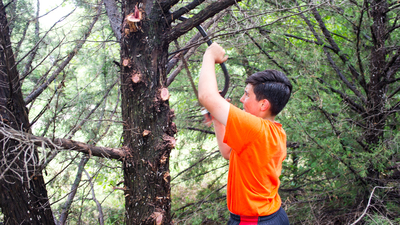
[223,104,264,156]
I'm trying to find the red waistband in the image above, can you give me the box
[239,215,259,224]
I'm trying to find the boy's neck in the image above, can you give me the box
[263,115,275,122]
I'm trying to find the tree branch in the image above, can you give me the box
[310,7,367,99]
[350,186,393,225]
[284,33,336,51]
[173,40,199,99]
[166,13,224,87]
[246,32,290,75]
[14,21,30,60]
[168,0,206,24]
[295,115,367,186]
[39,68,103,137]
[0,125,127,160]
[58,156,89,225]
[13,8,76,73]
[355,1,367,85]
[185,127,215,134]
[172,150,220,181]
[166,0,241,43]
[384,47,400,80]
[84,169,104,225]
[158,0,180,13]
[388,84,400,99]
[317,77,365,114]
[103,0,121,42]
[64,77,120,139]
[22,0,40,78]
[20,36,66,81]
[24,5,102,104]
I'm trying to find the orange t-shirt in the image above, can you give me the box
[223,104,287,216]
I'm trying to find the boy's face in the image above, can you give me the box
[240,84,262,116]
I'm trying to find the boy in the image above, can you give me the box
[198,43,291,224]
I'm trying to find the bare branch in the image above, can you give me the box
[172,149,220,181]
[158,0,180,13]
[184,127,214,134]
[91,90,121,145]
[173,40,199,99]
[389,100,400,115]
[284,33,336,51]
[166,0,241,43]
[24,5,102,104]
[22,0,40,78]
[166,12,225,88]
[350,186,393,225]
[84,169,104,225]
[103,0,121,41]
[173,185,226,214]
[14,21,30,60]
[13,8,76,72]
[168,0,206,24]
[20,36,66,81]
[58,156,89,225]
[39,67,103,137]
[0,125,127,160]
[64,77,120,139]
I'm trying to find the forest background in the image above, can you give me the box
[0,0,399,224]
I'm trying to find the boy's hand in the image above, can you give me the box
[204,43,228,64]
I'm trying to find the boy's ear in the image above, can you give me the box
[260,99,271,112]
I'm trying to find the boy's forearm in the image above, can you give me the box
[198,56,220,103]
[213,119,231,160]
[198,43,229,126]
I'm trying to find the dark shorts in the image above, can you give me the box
[227,207,290,225]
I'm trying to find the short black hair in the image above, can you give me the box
[245,69,292,116]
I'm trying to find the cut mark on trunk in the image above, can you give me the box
[122,58,131,67]
[163,171,170,183]
[131,71,142,83]
[150,211,163,225]
[125,5,143,33]
[160,88,170,101]
[142,129,151,136]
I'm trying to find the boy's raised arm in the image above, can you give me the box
[198,43,230,126]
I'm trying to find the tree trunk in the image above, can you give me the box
[0,1,55,224]
[120,1,176,224]
[365,0,388,147]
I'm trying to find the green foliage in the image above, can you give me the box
[169,0,400,224]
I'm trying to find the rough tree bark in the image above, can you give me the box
[119,0,240,223]
[365,0,389,147]
[0,1,55,224]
